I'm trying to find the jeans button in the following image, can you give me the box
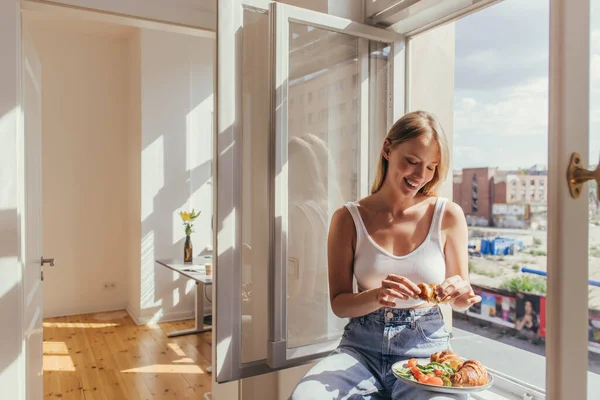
[386,312,394,319]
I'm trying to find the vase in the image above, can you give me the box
[184,235,193,263]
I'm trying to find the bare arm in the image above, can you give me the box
[328,207,420,318]
[437,201,482,310]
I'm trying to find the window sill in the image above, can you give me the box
[452,324,600,399]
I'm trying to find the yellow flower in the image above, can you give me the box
[179,211,192,222]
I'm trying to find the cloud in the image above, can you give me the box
[453,0,600,170]
[455,77,548,138]
[455,0,549,90]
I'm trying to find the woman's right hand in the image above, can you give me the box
[376,274,422,308]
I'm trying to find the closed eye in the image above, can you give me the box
[407,158,418,165]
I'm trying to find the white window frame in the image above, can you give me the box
[268,1,404,369]
[397,0,591,398]
[215,0,405,381]
[216,0,592,397]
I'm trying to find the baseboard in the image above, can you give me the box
[135,308,212,325]
[44,303,128,319]
[126,304,142,325]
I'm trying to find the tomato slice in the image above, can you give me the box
[407,358,418,367]
[426,376,444,386]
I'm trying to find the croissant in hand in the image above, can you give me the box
[450,360,489,387]
[430,350,464,371]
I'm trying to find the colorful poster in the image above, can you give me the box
[467,286,516,327]
[515,292,543,338]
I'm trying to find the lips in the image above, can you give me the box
[404,177,420,190]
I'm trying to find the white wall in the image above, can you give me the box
[408,23,456,199]
[136,28,214,324]
[127,30,143,322]
[0,0,23,397]
[37,0,216,30]
[24,18,136,318]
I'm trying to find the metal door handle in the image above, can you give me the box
[41,257,55,267]
[567,152,600,199]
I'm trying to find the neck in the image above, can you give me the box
[376,181,419,215]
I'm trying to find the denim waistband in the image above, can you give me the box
[362,306,442,323]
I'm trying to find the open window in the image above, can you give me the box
[215,0,403,381]
[216,1,594,398]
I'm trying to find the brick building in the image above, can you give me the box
[453,166,548,227]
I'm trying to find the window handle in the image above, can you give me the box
[567,152,599,199]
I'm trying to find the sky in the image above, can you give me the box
[452,0,600,170]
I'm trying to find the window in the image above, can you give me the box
[319,87,326,99]
[339,103,347,115]
[471,174,478,213]
[319,108,328,121]
[308,92,313,103]
[440,0,553,395]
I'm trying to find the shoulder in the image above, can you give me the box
[331,204,354,229]
[441,200,467,231]
[329,205,357,249]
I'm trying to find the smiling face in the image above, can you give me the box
[382,133,440,197]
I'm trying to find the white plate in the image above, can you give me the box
[391,358,494,395]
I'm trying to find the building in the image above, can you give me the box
[453,166,548,227]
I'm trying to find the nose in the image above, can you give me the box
[413,164,427,179]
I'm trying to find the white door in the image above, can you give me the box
[22,25,44,400]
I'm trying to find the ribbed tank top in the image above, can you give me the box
[343,197,448,308]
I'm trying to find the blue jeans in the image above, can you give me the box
[289,307,468,400]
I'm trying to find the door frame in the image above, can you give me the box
[546,0,591,398]
[1,1,217,398]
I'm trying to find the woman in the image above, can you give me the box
[289,111,482,400]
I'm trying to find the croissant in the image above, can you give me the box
[450,360,489,387]
[430,350,464,371]
[417,283,438,303]
[417,283,451,303]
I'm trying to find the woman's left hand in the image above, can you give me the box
[435,275,482,307]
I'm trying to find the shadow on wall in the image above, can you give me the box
[0,209,18,259]
[139,30,214,323]
[0,282,20,376]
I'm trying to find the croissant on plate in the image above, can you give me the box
[430,350,464,371]
[450,360,489,387]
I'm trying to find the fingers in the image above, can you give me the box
[467,294,482,304]
[435,275,461,296]
[386,275,421,297]
[436,275,471,302]
[377,286,404,308]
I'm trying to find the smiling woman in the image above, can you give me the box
[289,110,481,400]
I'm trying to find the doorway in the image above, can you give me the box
[22,4,215,399]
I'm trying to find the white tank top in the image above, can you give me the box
[344,197,448,308]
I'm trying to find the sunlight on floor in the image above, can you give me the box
[43,321,119,328]
[43,355,76,372]
[121,364,205,374]
[43,341,76,371]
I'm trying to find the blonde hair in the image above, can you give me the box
[371,111,449,195]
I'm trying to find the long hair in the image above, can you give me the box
[370,111,449,195]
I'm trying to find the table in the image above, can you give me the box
[156,256,213,338]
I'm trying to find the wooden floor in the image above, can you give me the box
[43,310,212,400]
